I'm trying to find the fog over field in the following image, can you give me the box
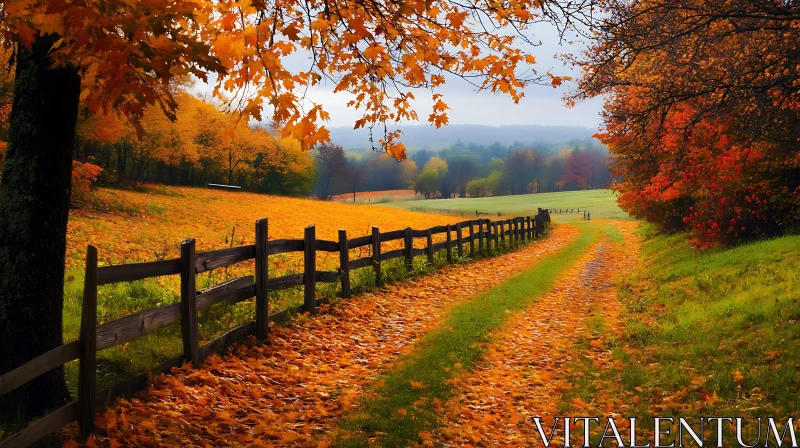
[327,124,598,151]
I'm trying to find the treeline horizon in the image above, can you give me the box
[0,86,612,203]
[314,138,614,200]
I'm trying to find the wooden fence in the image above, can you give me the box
[0,209,551,448]
[548,208,591,220]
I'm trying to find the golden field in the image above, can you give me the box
[56,186,465,389]
[67,186,461,270]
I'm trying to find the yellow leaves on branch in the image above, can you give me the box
[2,0,557,156]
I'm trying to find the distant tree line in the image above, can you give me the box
[314,139,613,200]
[2,91,318,199]
[0,87,609,204]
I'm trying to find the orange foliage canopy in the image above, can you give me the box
[1,0,587,155]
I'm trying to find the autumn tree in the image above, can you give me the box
[350,154,418,194]
[0,0,596,419]
[505,149,536,194]
[415,156,449,198]
[346,162,367,201]
[561,150,592,190]
[252,136,316,196]
[574,0,800,245]
[224,125,276,186]
[444,154,480,198]
[315,143,347,199]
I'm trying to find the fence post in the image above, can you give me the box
[456,222,463,258]
[483,219,491,255]
[531,216,536,239]
[527,216,533,241]
[500,220,505,245]
[304,225,317,315]
[478,220,485,254]
[426,228,434,264]
[588,212,591,221]
[493,222,499,248]
[372,226,382,288]
[526,216,532,240]
[521,217,526,241]
[511,218,519,244]
[255,218,269,339]
[468,221,475,258]
[78,245,98,441]
[404,227,413,271]
[338,229,351,298]
[180,238,200,367]
[446,224,453,263]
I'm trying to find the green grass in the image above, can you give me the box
[616,226,800,416]
[382,190,630,221]
[334,223,598,447]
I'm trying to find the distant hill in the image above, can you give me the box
[327,124,598,150]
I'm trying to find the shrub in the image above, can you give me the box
[71,161,104,205]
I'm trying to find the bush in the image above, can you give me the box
[603,106,800,247]
[71,161,104,205]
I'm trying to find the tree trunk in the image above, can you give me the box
[0,35,81,420]
[116,141,129,181]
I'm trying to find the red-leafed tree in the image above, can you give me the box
[574,0,800,246]
[561,151,593,190]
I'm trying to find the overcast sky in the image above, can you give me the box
[298,22,604,131]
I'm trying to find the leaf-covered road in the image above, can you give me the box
[432,221,640,446]
[90,224,580,446]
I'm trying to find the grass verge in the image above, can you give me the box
[618,227,800,416]
[333,223,597,447]
[555,226,799,444]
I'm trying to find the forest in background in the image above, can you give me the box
[313,138,612,200]
[0,76,610,204]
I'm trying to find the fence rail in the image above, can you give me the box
[0,209,551,448]
[547,208,591,220]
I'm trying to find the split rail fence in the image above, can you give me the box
[0,209,551,448]
[548,208,591,220]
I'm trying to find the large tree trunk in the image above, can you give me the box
[0,35,81,420]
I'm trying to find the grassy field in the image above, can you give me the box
[332,189,422,204]
[383,189,630,220]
